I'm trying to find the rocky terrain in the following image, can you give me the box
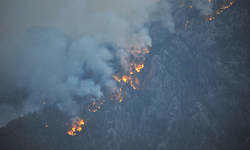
[79,1,250,149]
[0,0,250,150]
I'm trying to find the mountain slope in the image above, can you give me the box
[1,0,250,150]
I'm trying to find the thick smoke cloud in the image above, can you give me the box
[0,26,116,126]
[0,0,175,127]
[0,0,156,43]
[150,0,175,33]
[0,26,112,116]
[192,0,213,16]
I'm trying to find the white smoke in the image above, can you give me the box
[118,49,130,72]
[0,0,176,127]
[150,0,175,33]
[192,0,213,16]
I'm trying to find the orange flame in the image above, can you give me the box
[122,76,131,83]
[77,126,82,132]
[134,64,144,72]
[221,1,234,10]
[130,80,136,89]
[88,100,105,112]
[67,119,85,136]
[204,1,234,22]
[111,47,150,104]
[113,75,121,82]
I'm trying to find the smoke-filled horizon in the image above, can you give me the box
[0,0,214,127]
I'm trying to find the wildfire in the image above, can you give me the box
[205,1,234,22]
[67,119,85,136]
[88,100,105,112]
[221,1,234,10]
[113,76,121,82]
[122,76,131,83]
[111,47,149,104]
[116,88,123,102]
[134,64,144,72]
[130,80,136,89]
[215,1,234,15]
[113,47,149,91]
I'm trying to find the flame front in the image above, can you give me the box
[206,1,234,21]
[122,76,131,83]
[112,47,149,103]
[66,0,235,138]
[113,76,121,82]
[113,48,148,90]
[88,100,105,112]
[221,1,234,10]
[67,119,85,136]
[134,64,144,73]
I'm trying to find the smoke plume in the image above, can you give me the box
[0,0,175,127]
[150,0,175,33]
[192,0,213,16]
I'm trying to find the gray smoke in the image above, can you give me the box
[192,0,213,16]
[150,0,175,33]
[0,0,176,127]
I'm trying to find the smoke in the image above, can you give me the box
[0,26,115,126]
[150,0,175,33]
[192,0,213,16]
[0,0,176,127]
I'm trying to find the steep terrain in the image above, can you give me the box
[0,0,250,150]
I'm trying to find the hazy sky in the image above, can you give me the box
[0,0,160,127]
[0,0,160,43]
[0,0,213,127]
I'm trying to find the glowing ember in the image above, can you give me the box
[112,47,149,91]
[134,64,144,72]
[113,75,121,82]
[67,119,85,136]
[77,126,82,132]
[122,76,131,83]
[221,1,234,10]
[88,100,105,112]
[204,1,234,22]
[111,47,149,104]
[130,80,136,89]
[116,88,123,102]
